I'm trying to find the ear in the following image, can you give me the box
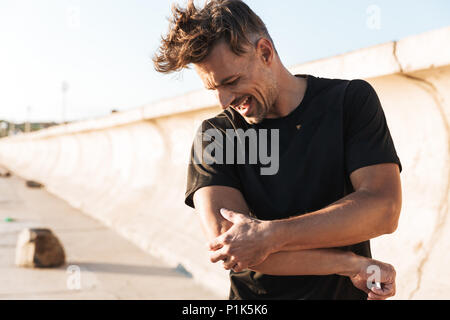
[255,37,275,65]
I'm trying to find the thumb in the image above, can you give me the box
[220,208,241,222]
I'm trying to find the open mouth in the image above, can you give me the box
[234,96,252,116]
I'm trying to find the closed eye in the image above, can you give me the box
[226,78,240,86]
[205,76,240,91]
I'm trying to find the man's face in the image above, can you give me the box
[194,40,278,124]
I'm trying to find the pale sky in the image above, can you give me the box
[1,0,449,123]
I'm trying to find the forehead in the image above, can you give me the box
[194,41,250,85]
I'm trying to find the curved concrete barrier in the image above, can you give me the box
[1,26,449,299]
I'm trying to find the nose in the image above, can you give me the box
[216,89,234,110]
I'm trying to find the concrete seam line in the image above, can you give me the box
[394,41,450,299]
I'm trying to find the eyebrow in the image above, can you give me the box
[206,74,240,90]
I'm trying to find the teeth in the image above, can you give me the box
[237,97,249,110]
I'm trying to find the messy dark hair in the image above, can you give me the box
[153,0,275,73]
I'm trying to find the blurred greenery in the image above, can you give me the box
[0,120,58,138]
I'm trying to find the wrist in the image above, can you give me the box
[338,251,367,278]
[263,219,286,254]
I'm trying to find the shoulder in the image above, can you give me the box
[306,77,382,126]
[344,79,379,107]
[199,108,249,133]
[309,75,349,90]
[342,80,385,130]
[306,75,351,104]
[308,76,375,99]
[347,79,375,91]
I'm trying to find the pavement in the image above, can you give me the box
[0,173,220,300]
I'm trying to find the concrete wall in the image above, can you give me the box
[1,26,449,299]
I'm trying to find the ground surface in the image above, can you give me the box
[0,174,219,300]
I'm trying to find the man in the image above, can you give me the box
[154,0,402,300]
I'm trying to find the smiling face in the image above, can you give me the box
[194,39,279,124]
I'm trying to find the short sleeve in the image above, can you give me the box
[185,120,242,209]
[344,80,402,176]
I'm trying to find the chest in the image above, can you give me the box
[238,106,349,220]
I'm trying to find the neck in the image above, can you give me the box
[267,65,307,119]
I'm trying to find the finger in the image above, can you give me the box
[371,284,393,296]
[368,292,389,300]
[232,262,245,273]
[223,257,237,270]
[368,289,389,300]
[381,266,396,284]
[210,250,229,263]
[238,262,248,271]
[209,234,225,251]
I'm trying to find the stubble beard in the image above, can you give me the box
[245,85,278,125]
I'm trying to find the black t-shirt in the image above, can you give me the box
[185,75,402,300]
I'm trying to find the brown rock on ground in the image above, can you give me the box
[26,180,43,188]
[0,167,11,177]
[15,228,66,268]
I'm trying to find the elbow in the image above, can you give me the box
[384,198,402,234]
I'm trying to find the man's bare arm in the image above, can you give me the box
[247,248,396,300]
[209,163,402,263]
[269,163,402,252]
[194,185,373,274]
[193,185,249,242]
[193,185,361,275]
[193,185,396,299]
